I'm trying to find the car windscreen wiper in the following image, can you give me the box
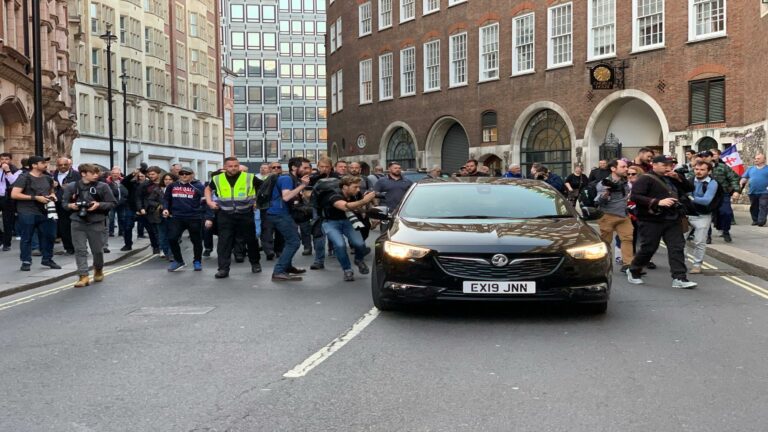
[531,214,572,219]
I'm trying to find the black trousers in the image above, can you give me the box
[57,209,74,252]
[0,196,15,247]
[630,219,687,279]
[168,218,203,263]
[260,209,284,255]
[217,212,260,271]
[203,220,214,250]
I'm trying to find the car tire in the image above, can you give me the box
[371,267,398,311]
[579,302,608,315]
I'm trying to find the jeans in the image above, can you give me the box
[749,194,768,225]
[157,218,171,256]
[108,208,117,235]
[261,210,284,255]
[687,214,712,266]
[71,220,105,275]
[631,219,687,280]
[122,208,135,248]
[322,219,367,272]
[266,213,299,275]
[168,218,203,264]
[17,213,56,263]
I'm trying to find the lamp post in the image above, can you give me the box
[120,72,128,174]
[31,0,43,156]
[100,24,118,169]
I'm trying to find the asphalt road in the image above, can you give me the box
[1,242,767,432]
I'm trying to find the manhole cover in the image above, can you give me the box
[128,306,216,316]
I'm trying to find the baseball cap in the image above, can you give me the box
[27,156,50,165]
[652,155,675,164]
[697,150,713,158]
[179,166,195,174]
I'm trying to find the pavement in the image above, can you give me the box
[1,235,767,431]
[706,205,768,279]
[0,230,150,298]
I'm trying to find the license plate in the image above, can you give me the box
[462,281,536,294]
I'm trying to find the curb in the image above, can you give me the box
[0,245,151,299]
[706,247,768,280]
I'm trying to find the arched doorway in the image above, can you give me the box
[697,137,718,151]
[387,127,416,169]
[441,123,469,173]
[330,142,340,162]
[520,110,572,177]
[481,154,503,176]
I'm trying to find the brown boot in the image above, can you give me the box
[74,275,90,288]
[93,268,104,282]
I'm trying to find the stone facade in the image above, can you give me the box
[0,0,76,164]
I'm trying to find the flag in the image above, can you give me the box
[721,144,745,176]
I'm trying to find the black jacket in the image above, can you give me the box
[51,169,81,209]
[135,180,164,223]
[630,171,693,222]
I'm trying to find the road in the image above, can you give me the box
[1,242,767,432]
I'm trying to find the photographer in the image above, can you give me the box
[535,166,566,194]
[627,155,696,289]
[321,176,375,281]
[595,159,634,272]
[62,164,116,287]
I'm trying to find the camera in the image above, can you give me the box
[601,176,625,191]
[75,200,90,218]
[674,165,689,176]
[346,211,365,231]
[45,200,58,220]
[374,192,387,199]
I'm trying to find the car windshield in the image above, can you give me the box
[399,184,572,219]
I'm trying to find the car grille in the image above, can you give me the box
[435,255,563,280]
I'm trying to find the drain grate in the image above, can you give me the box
[128,306,216,316]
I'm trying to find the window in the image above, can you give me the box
[379,0,392,29]
[588,0,615,60]
[512,13,535,75]
[292,21,302,35]
[248,59,261,77]
[479,23,499,81]
[249,113,262,130]
[280,85,291,100]
[400,47,416,96]
[331,72,338,113]
[247,32,260,49]
[423,40,440,91]
[359,2,372,37]
[232,59,245,76]
[231,31,245,49]
[424,0,439,15]
[359,59,373,104]
[548,3,572,68]
[379,53,393,100]
[336,18,342,48]
[449,32,467,86]
[689,0,725,41]
[330,22,337,52]
[263,60,277,77]
[632,0,664,52]
[233,87,245,103]
[306,108,316,121]
[189,12,198,37]
[234,114,247,131]
[246,4,259,22]
[689,77,725,124]
[304,21,315,34]
[91,48,100,84]
[306,86,316,100]
[234,140,247,157]
[482,111,498,143]
[292,85,304,100]
[249,140,263,158]
[264,87,278,104]
[448,0,466,5]
[264,114,278,130]
[263,33,276,50]
[400,0,415,22]
[248,86,262,103]
[263,5,275,22]
[293,107,304,121]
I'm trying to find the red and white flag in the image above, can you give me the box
[721,144,745,176]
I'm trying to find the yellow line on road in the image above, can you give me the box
[0,253,157,312]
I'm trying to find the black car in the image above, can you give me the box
[370,178,612,313]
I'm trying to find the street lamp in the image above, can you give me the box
[99,24,118,169]
[120,72,128,174]
[31,0,43,156]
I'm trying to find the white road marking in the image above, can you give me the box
[283,307,380,378]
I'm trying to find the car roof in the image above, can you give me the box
[414,177,542,186]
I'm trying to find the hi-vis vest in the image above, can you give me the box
[212,172,256,213]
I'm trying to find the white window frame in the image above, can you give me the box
[378,0,392,29]
[688,0,726,42]
[423,40,440,92]
[632,0,665,53]
[336,17,342,48]
[379,52,393,100]
[512,13,535,76]
[330,23,337,52]
[400,0,415,23]
[359,59,373,104]
[337,69,343,111]
[359,2,372,37]
[331,71,338,113]
[587,0,616,61]
[423,0,439,16]
[448,0,466,5]
[449,32,467,87]
[547,2,573,69]
[479,23,499,82]
[400,46,416,97]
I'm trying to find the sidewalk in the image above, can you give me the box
[0,232,150,298]
[706,205,768,279]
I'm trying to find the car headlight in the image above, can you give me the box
[383,241,431,260]
[566,242,608,260]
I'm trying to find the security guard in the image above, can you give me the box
[204,157,263,278]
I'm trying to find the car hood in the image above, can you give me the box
[387,217,600,254]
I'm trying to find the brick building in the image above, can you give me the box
[327,0,768,176]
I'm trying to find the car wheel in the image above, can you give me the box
[579,302,608,315]
[371,267,398,311]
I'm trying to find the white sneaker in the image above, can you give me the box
[672,278,697,289]
[626,269,644,285]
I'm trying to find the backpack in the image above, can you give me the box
[256,174,279,210]
[578,179,600,208]
[310,177,341,217]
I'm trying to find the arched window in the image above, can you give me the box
[481,111,497,143]
[697,136,718,152]
[387,127,416,169]
[520,109,572,177]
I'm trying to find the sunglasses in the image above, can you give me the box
[270,166,281,170]
[627,173,638,177]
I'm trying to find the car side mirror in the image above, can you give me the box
[580,206,604,221]
[368,206,391,221]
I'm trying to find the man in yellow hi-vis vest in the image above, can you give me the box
[204,157,263,279]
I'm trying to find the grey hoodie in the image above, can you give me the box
[62,180,117,224]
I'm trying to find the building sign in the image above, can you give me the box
[590,64,615,90]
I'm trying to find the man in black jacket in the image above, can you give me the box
[51,157,81,254]
[627,155,697,289]
[0,152,21,250]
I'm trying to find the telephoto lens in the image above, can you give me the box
[46,200,58,220]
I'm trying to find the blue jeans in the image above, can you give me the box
[266,213,300,275]
[749,194,768,225]
[17,213,56,263]
[122,207,135,247]
[322,219,367,272]
[158,218,170,256]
